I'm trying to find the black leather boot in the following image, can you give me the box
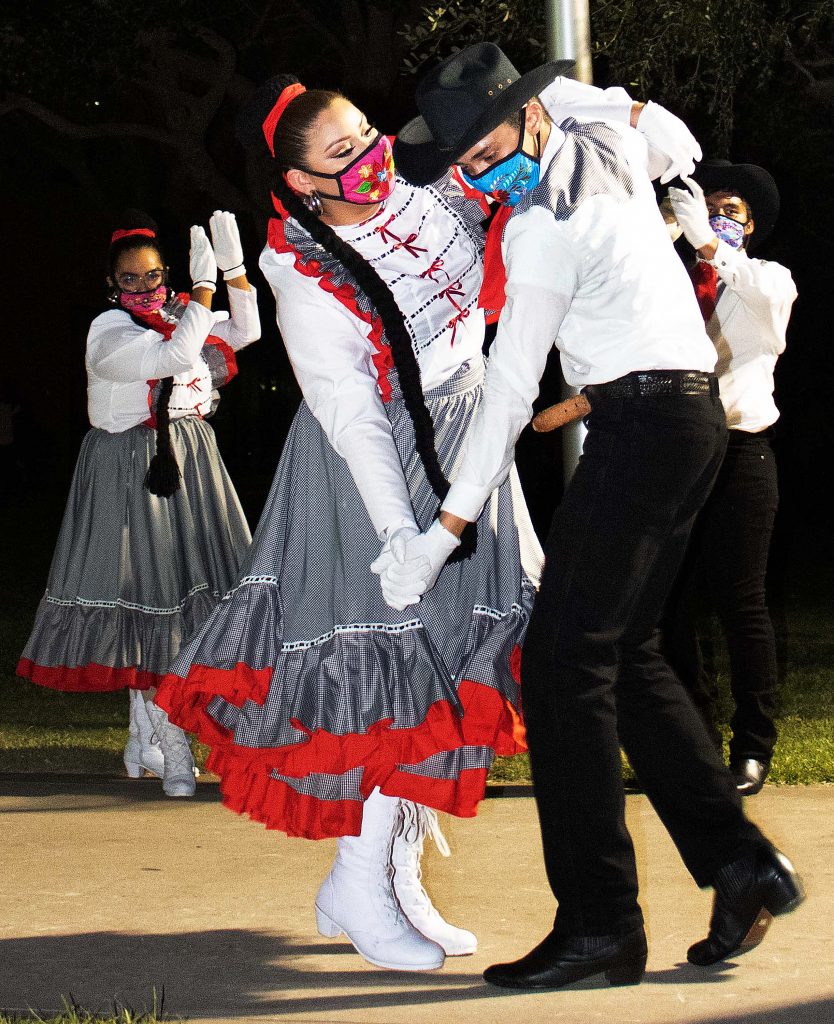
[688,844,804,966]
[483,927,647,990]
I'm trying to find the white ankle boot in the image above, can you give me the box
[392,801,477,956]
[315,788,445,971]
[123,689,165,779]
[144,701,196,797]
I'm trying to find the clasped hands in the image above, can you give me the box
[371,520,461,611]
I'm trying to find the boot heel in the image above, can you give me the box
[124,760,144,779]
[315,905,342,938]
[763,870,805,917]
[605,954,646,986]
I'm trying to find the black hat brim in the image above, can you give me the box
[394,59,575,186]
[692,161,780,248]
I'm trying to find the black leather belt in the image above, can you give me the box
[583,370,719,401]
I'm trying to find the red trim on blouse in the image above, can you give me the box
[133,297,237,425]
[267,216,394,401]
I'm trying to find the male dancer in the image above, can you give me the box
[379,43,804,989]
[665,163,797,794]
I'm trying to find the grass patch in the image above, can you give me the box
[0,1015,169,1024]
[0,993,176,1024]
[1,492,832,784]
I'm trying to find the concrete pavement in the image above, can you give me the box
[1,775,832,1024]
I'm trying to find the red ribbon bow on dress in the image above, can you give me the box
[375,215,428,258]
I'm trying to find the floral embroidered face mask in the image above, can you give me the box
[307,132,396,205]
[119,284,168,314]
[709,215,747,250]
[461,121,541,207]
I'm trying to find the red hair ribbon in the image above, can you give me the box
[110,227,156,244]
[262,83,307,157]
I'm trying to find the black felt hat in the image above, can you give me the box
[693,159,780,248]
[394,42,574,186]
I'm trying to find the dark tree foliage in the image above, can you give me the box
[1,0,832,544]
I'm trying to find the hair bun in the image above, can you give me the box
[109,209,159,246]
[236,74,302,149]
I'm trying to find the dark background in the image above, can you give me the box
[2,0,832,583]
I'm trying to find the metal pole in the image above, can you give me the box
[545,0,592,84]
[544,0,592,480]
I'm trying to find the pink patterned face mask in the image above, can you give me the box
[119,284,168,314]
[309,133,396,205]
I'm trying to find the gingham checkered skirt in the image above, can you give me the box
[156,360,543,838]
[17,418,251,692]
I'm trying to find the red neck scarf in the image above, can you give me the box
[689,260,718,323]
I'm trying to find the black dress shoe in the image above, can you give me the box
[730,757,770,796]
[483,927,647,990]
[688,844,805,966]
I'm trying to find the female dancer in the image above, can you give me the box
[154,75,544,969]
[18,210,260,797]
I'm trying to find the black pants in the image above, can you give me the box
[665,432,779,762]
[521,391,765,938]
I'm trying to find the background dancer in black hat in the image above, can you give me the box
[665,163,798,796]
[385,41,805,990]
[17,210,259,798]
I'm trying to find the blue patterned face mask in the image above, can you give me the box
[461,121,540,207]
[709,215,746,249]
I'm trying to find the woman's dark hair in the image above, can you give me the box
[109,209,180,499]
[240,75,474,554]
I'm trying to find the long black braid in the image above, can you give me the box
[245,76,475,555]
[272,174,452,507]
[143,374,181,497]
[108,210,180,498]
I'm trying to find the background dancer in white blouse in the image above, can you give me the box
[666,162,798,796]
[18,210,259,798]
[388,42,804,990]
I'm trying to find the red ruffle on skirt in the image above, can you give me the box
[17,658,158,692]
[155,658,527,840]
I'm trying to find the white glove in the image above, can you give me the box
[189,225,217,292]
[667,175,716,251]
[209,210,246,280]
[370,521,423,611]
[376,520,462,611]
[635,101,702,184]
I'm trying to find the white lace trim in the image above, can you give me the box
[280,619,425,653]
[44,583,218,615]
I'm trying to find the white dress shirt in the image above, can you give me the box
[86,285,260,433]
[443,120,716,523]
[704,241,797,431]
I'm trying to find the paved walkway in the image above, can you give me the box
[1,775,831,1024]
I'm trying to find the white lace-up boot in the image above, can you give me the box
[144,701,196,797]
[315,788,445,971]
[392,801,477,955]
[123,689,165,779]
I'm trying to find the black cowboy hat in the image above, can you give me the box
[394,42,574,186]
[692,159,780,249]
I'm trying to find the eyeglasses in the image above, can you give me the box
[115,268,166,292]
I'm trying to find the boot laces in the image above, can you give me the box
[395,802,451,917]
[149,711,193,777]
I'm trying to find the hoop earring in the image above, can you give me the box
[303,191,324,217]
